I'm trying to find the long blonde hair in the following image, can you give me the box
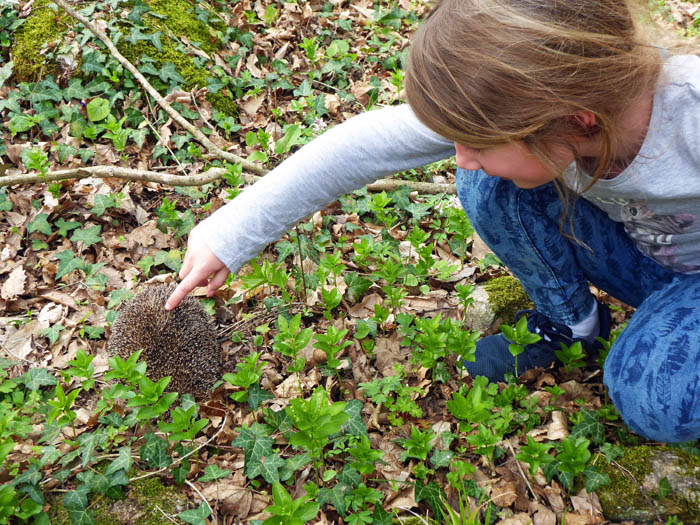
[405,0,662,186]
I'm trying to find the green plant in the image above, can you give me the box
[516,435,555,477]
[223,351,271,408]
[347,435,384,475]
[555,341,587,373]
[273,313,313,374]
[499,315,542,377]
[286,387,349,462]
[358,365,423,425]
[263,482,320,525]
[313,324,352,376]
[396,425,435,462]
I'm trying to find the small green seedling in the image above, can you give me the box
[499,315,541,377]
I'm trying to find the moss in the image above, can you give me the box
[116,0,238,116]
[10,0,66,82]
[595,445,700,523]
[48,474,192,524]
[12,0,238,116]
[483,276,533,324]
[146,0,224,54]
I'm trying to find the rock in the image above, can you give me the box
[596,445,700,523]
[463,277,533,334]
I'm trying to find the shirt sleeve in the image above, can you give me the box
[195,103,456,274]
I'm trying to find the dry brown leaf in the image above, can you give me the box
[543,484,566,514]
[570,489,604,524]
[1,265,26,300]
[531,502,557,525]
[2,320,40,360]
[562,513,590,525]
[241,93,266,118]
[385,484,416,510]
[497,513,532,525]
[491,480,518,507]
[348,292,383,318]
[201,481,252,518]
[373,333,405,376]
[546,410,569,440]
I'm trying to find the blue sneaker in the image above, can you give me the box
[463,302,612,382]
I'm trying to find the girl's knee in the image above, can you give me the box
[605,367,700,443]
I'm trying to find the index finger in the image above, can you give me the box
[165,271,208,310]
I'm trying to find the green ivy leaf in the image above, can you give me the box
[140,434,171,469]
[70,225,102,248]
[66,507,96,525]
[86,98,110,122]
[40,324,65,345]
[104,447,132,477]
[248,384,273,411]
[414,480,445,521]
[599,442,625,464]
[54,218,81,238]
[78,431,107,467]
[0,60,13,88]
[248,452,285,484]
[339,399,368,438]
[430,449,454,469]
[91,194,117,217]
[107,289,134,309]
[158,62,185,84]
[344,272,372,303]
[198,464,231,483]
[570,409,605,446]
[318,483,349,516]
[583,465,610,493]
[21,368,57,391]
[28,213,52,235]
[171,458,190,485]
[233,425,274,465]
[372,504,393,525]
[55,250,86,280]
[177,502,211,525]
[0,189,12,212]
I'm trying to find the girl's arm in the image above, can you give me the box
[166,103,455,309]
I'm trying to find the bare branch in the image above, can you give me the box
[0,166,257,187]
[52,0,265,176]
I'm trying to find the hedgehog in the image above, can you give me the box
[106,284,222,396]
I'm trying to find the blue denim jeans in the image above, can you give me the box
[457,168,700,443]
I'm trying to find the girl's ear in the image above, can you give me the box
[568,111,597,131]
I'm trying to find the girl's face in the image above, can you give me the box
[454,141,574,189]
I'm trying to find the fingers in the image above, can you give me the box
[207,267,230,296]
[165,241,229,310]
[166,270,207,310]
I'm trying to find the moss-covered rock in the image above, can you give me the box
[483,276,533,325]
[10,0,66,82]
[10,0,238,115]
[596,445,700,523]
[48,475,193,524]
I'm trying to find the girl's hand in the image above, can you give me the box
[165,231,229,310]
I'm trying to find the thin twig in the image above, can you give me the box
[506,440,539,503]
[0,339,109,386]
[294,225,308,304]
[186,479,217,525]
[154,505,180,524]
[0,166,252,187]
[610,459,664,524]
[130,414,228,482]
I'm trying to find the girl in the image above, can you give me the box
[165,0,700,443]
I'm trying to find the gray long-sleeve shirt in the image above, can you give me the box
[197,54,700,275]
